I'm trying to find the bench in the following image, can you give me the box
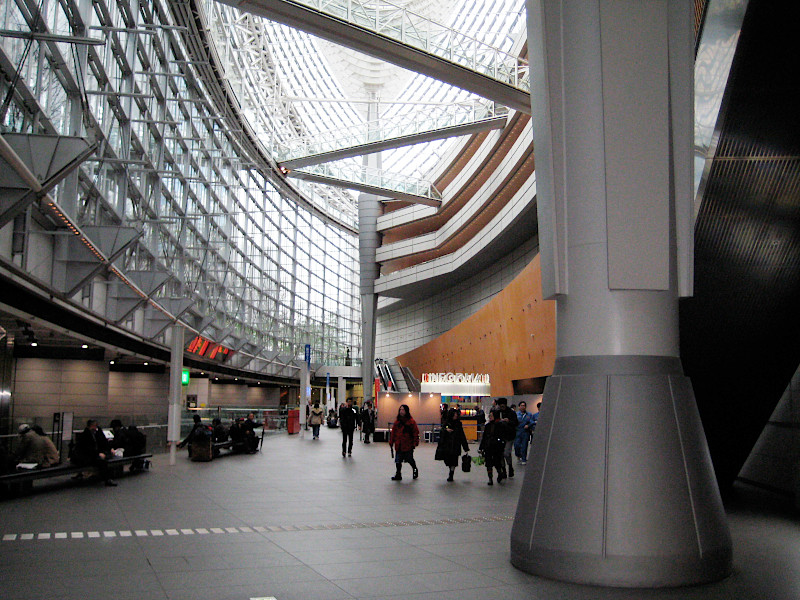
[0,454,152,495]
[212,440,233,456]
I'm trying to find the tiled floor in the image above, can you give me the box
[0,427,798,599]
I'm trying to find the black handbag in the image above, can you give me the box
[461,453,472,472]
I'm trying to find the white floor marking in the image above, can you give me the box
[0,515,513,543]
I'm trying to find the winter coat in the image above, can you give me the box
[479,421,506,469]
[435,420,469,467]
[338,404,359,432]
[390,417,419,453]
[17,430,60,468]
[71,427,112,466]
[498,407,519,441]
[309,406,325,426]
[360,407,375,434]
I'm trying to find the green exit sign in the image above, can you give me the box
[181,369,190,386]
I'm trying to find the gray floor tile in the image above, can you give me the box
[0,431,798,600]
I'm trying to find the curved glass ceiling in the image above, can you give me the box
[205,0,526,226]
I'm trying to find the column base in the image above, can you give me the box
[510,355,732,587]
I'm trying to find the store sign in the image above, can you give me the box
[422,373,490,384]
[420,372,491,396]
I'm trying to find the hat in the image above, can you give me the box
[18,424,30,434]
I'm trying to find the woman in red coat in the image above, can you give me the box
[389,404,420,481]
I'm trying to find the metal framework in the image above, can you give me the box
[0,0,361,372]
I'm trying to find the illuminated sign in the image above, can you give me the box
[181,369,190,386]
[420,372,491,396]
[422,373,490,384]
[186,335,232,362]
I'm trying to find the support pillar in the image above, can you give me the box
[511,0,732,587]
[338,376,346,411]
[167,324,184,466]
[359,93,382,408]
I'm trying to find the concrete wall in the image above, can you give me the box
[12,358,172,427]
[14,358,109,423]
[12,359,284,432]
[108,371,170,424]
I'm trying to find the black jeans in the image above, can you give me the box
[341,428,354,453]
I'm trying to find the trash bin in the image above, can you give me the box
[287,409,300,434]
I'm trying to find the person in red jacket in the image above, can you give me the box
[389,404,419,481]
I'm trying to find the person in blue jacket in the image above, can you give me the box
[514,400,537,465]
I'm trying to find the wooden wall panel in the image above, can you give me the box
[395,254,556,396]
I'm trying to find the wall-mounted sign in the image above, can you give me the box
[420,372,491,396]
[186,335,232,362]
[181,369,190,386]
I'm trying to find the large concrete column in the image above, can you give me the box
[359,93,382,407]
[167,324,184,466]
[338,376,347,410]
[511,0,732,587]
[359,194,380,406]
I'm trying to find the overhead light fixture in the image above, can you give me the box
[143,362,149,366]
[109,360,115,365]
[31,342,38,347]
[81,344,88,349]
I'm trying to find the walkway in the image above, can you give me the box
[0,428,797,599]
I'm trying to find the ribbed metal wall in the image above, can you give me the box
[681,0,800,490]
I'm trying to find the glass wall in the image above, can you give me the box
[0,0,360,369]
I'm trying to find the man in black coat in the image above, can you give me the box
[359,401,376,444]
[71,419,117,486]
[338,399,360,456]
[495,398,519,479]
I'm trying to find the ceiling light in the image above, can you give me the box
[81,344,88,349]
[143,362,149,366]
[31,342,38,347]
[109,360,115,365]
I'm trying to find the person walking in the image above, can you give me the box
[338,398,359,456]
[359,401,376,443]
[478,409,507,485]
[495,398,518,478]
[435,407,470,482]
[308,401,325,439]
[514,401,537,465]
[389,404,420,481]
[475,404,486,436]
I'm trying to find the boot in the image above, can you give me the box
[508,464,515,478]
[487,468,494,486]
[391,465,402,481]
[412,466,419,479]
[447,467,455,482]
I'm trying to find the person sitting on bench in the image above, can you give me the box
[71,419,117,487]
[228,418,248,453]
[15,424,60,468]
[177,414,204,457]
[242,413,260,453]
